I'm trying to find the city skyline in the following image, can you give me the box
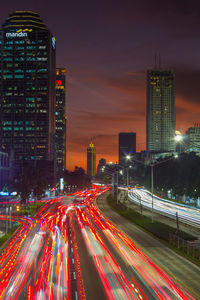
[1,1,200,170]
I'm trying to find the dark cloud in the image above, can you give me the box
[175,65,200,105]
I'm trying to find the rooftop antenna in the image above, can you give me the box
[159,54,161,69]
[154,52,157,69]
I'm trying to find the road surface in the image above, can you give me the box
[0,188,196,299]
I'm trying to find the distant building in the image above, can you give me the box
[119,132,136,165]
[0,11,56,176]
[186,123,200,155]
[87,142,96,178]
[146,70,175,153]
[55,68,66,175]
[97,158,106,175]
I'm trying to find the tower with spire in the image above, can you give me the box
[87,142,96,178]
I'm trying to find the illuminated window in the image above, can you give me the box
[15,69,24,73]
[3,58,13,61]
[3,75,13,79]
[15,75,24,79]
[38,69,47,72]
[3,127,12,131]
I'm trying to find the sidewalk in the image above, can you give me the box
[97,192,200,299]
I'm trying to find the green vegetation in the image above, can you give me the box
[107,194,196,242]
[15,202,45,217]
[0,225,19,248]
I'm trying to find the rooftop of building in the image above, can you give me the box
[2,11,47,30]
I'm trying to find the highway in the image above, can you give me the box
[128,188,200,228]
[0,187,196,299]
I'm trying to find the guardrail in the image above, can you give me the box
[169,233,200,260]
[128,191,200,229]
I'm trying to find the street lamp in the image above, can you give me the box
[175,135,182,142]
[126,153,178,222]
[150,155,179,222]
[102,167,119,204]
[175,132,184,154]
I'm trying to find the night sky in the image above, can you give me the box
[1,0,200,170]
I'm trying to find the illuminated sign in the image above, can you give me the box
[52,37,56,49]
[6,32,28,38]
[60,178,64,190]
[6,28,32,38]
[56,80,62,86]
[17,29,33,33]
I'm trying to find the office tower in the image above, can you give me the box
[146,70,175,153]
[0,11,56,174]
[97,158,106,175]
[87,142,96,178]
[55,68,66,175]
[119,132,136,165]
[186,123,200,156]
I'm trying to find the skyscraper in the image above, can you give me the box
[55,68,66,175]
[146,70,175,153]
[87,142,96,178]
[0,11,56,174]
[186,123,200,156]
[119,132,136,165]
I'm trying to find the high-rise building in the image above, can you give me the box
[97,158,106,175]
[55,68,66,175]
[186,123,200,156]
[0,11,56,174]
[146,70,175,153]
[87,142,96,178]
[119,132,136,165]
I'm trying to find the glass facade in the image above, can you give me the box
[146,70,175,153]
[55,68,66,174]
[0,11,56,173]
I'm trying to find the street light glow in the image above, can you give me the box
[126,154,131,160]
[175,134,182,142]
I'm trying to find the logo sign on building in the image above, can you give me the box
[52,37,56,49]
[6,32,28,38]
[6,29,32,38]
[56,80,62,86]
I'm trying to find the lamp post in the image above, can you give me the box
[126,153,178,223]
[175,132,183,154]
[151,164,154,222]
[6,207,8,234]
[126,167,129,187]
[9,206,12,229]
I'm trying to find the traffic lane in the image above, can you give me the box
[63,196,76,206]
[72,211,108,300]
[84,209,156,299]
[74,206,143,300]
[97,194,200,298]
[0,202,61,299]
[84,208,172,300]
[0,221,39,299]
[130,189,200,228]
